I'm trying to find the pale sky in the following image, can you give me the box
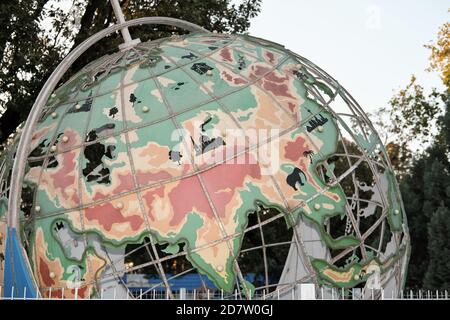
[247,0,449,114]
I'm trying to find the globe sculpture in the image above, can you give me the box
[0,18,410,300]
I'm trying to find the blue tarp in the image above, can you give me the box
[4,227,37,298]
[123,273,260,292]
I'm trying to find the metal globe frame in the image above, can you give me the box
[1,0,410,300]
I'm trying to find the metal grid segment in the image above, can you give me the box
[119,54,175,299]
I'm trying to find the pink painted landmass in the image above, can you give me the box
[85,202,144,232]
[220,48,233,62]
[265,51,275,64]
[284,136,308,162]
[142,185,165,221]
[167,175,213,226]
[222,70,247,85]
[201,153,261,217]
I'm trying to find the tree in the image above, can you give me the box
[425,21,450,89]
[387,18,450,289]
[401,136,450,289]
[0,0,62,149]
[375,77,446,177]
[423,205,450,290]
[0,0,262,147]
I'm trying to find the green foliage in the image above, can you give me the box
[388,75,444,146]
[0,0,62,149]
[425,20,450,89]
[375,17,450,289]
[423,205,450,290]
[375,77,446,177]
[401,136,450,289]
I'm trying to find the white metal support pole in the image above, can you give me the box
[109,0,141,51]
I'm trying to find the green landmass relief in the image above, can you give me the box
[385,170,403,231]
[312,246,407,288]
[0,197,7,219]
[287,77,405,287]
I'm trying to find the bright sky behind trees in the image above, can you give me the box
[248,0,448,113]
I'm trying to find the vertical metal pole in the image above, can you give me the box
[221,289,223,300]
[109,0,140,50]
[321,287,324,300]
[277,289,280,300]
[110,0,132,42]
[140,289,142,300]
[23,286,27,300]
[11,286,14,300]
[49,287,52,299]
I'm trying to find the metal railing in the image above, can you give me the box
[0,284,449,300]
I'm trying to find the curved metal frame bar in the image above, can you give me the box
[7,17,210,230]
